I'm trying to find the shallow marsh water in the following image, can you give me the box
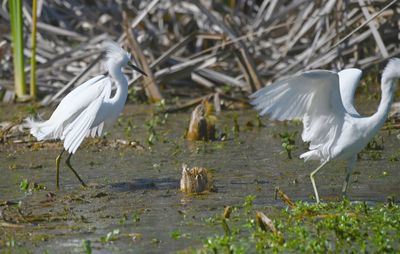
[0,103,399,253]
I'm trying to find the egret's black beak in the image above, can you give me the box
[128,61,147,76]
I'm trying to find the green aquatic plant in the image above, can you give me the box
[232,113,240,136]
[155,99,166,112]
[19,178,46,193]
[170,230,191,240]
[19,178,29,192]
[366,135,384,150]
[256,114,265,128]
[362,135,384,160]
[132,211,141,223]
[5,237,15,247]
[279,131,297,159]
[144,112,168,145]
[100,229,120,243]
[82,240,92,254]
[123,119,135,137]
[243,195,255,216]
[199,199,400,253]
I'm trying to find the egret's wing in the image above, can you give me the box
[86,81,112,138]
[88,122,104,138]
[338,68,362,117]
[250,70,346,160]
[26,75,110,141]
[48,75,108,125]
[61,78,111,154]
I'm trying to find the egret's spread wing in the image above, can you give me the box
[250,70,345,119]
[338,68,362,117]
[61,78,111,154]
[250,70,346,161]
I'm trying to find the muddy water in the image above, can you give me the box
[0,104,399,253]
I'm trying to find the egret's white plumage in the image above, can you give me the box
[338,68,362,117]
[26,41,146,188]
[251,59,400,202]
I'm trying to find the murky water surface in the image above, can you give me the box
[0,103,399,253]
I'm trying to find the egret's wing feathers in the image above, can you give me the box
[251,70,346,161]
[86,80,112,138]
[48,75,107,125]
[61,78,111,154]
[62,100,101,154]
[338,68,362,116]
[88,122,104,138]
[251,70,345,118]
[26,75,109,141]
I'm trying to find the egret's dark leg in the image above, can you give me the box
[341,156,356,198]
[65,153,87,187]
[310,160,328,203]
[55,149,65,189]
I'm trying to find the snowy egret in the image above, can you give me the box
[251,59,400,203]
[26,41,146,189]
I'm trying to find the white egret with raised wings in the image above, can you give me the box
[251,59,400,203]
[26,41,146,189]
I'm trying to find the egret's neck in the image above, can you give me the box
[370,79,394,129]
[109,64,128,104]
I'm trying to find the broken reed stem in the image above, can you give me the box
[223,206,233,219]
[329,0,397,50]
[256,211,278,234]
[123,11,162,103]
[275,187,296,208]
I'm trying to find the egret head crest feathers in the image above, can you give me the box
[382,58,400,85]
[103,41,130,69]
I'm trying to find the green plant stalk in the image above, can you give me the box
[9,0,26,98]
[30,0,37,98]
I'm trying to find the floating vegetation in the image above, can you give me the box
[199,197,400,253]
[19,178,46,193]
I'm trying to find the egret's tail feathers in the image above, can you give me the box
[25,117,62,141]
